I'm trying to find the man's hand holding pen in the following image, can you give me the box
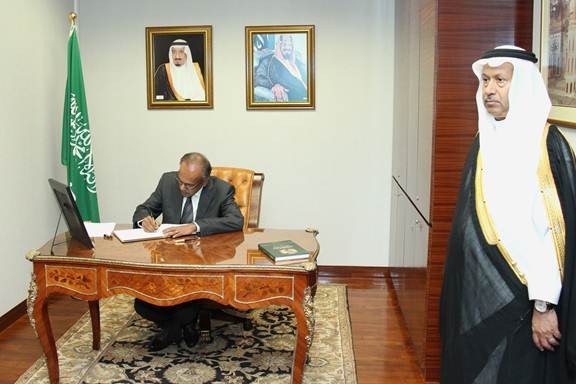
[140,215,197,238]
[141,216,159,232]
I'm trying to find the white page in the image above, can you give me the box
[113,224,183,243]
[84,222,116,237]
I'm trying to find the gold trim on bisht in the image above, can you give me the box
[165,63,185,101]
[475,124,567,284]
[475,155,527,285]
[537,123,566,279]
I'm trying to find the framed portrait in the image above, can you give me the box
[245,25,315,110]
[146,26,213,109]
[540,0,576,128]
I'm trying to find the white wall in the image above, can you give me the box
[0,0,72,315]
[78,0,395,266]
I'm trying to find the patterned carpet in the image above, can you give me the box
[17,284,356,384]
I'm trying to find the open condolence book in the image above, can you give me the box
[258,240,310,262]
[113,224,183,243]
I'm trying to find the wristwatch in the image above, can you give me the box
[534,300,555,313]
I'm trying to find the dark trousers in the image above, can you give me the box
[134,299,199,332]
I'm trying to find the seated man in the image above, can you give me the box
[132,152,244,351]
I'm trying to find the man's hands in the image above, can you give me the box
[532,309,561,352]
[141,216,159,232]
[163,223,197,238]
[141,216,197,238]
[140,216,198,238]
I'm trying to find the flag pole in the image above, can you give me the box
[62,9,100,222]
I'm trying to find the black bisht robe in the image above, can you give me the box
[153,64,177,101]
[253,54,308,101]
[440,125,576,383]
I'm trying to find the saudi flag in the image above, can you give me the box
[61,24,100,222]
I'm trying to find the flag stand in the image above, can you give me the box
[49,211,63,256]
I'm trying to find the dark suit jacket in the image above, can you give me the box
[132,171,244,236]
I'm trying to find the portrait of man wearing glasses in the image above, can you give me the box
[131,151,244,351]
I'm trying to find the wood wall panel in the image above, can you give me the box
[390,268,427,368]
[425,0,533,381]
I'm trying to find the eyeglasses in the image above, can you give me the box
[177,175,201,190]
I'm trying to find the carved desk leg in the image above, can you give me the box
[28,271,59,384]
[303,286,315,364]
[88,301,101,350]
[292,302,307,384]
[291,284,315,384]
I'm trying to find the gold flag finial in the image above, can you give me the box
[68,12,77,26]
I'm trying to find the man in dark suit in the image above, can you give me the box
[132,152,244,351]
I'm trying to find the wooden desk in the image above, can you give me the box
[26,228,319,384]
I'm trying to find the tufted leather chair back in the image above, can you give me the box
[211,167,264,230]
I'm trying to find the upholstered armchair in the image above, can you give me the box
[197,167,264,342]
[210,167,264,230]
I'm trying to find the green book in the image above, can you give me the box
[258,240,310,261]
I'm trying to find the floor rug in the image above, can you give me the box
[16,284,356,383]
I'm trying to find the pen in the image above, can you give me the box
[146,207,159,231]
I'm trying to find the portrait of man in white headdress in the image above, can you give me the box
[246,25,315,109]
[153,39,206,102]
[253,33,308,102]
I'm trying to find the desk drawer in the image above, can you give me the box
[106,270,224,300]
[234,275,294,304]
[45,266,98,295]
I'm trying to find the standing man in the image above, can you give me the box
[153,39,206,102]
[254,34,308,102]
[440,46,576,383]
[133,152,244,351]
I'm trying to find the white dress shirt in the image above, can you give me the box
[138,187,203,232]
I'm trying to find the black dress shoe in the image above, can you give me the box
[149,327,180,352]
[183,323,200,348]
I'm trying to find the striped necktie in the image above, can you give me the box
[180,196,194,224]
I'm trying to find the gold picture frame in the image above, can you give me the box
[245,25,315,110]
[146,26,213,109]
[540,0,576,128]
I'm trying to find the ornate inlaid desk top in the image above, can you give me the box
[27,227,319,384]
[31,227,319,269]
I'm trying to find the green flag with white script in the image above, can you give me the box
[61,25,100,222]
